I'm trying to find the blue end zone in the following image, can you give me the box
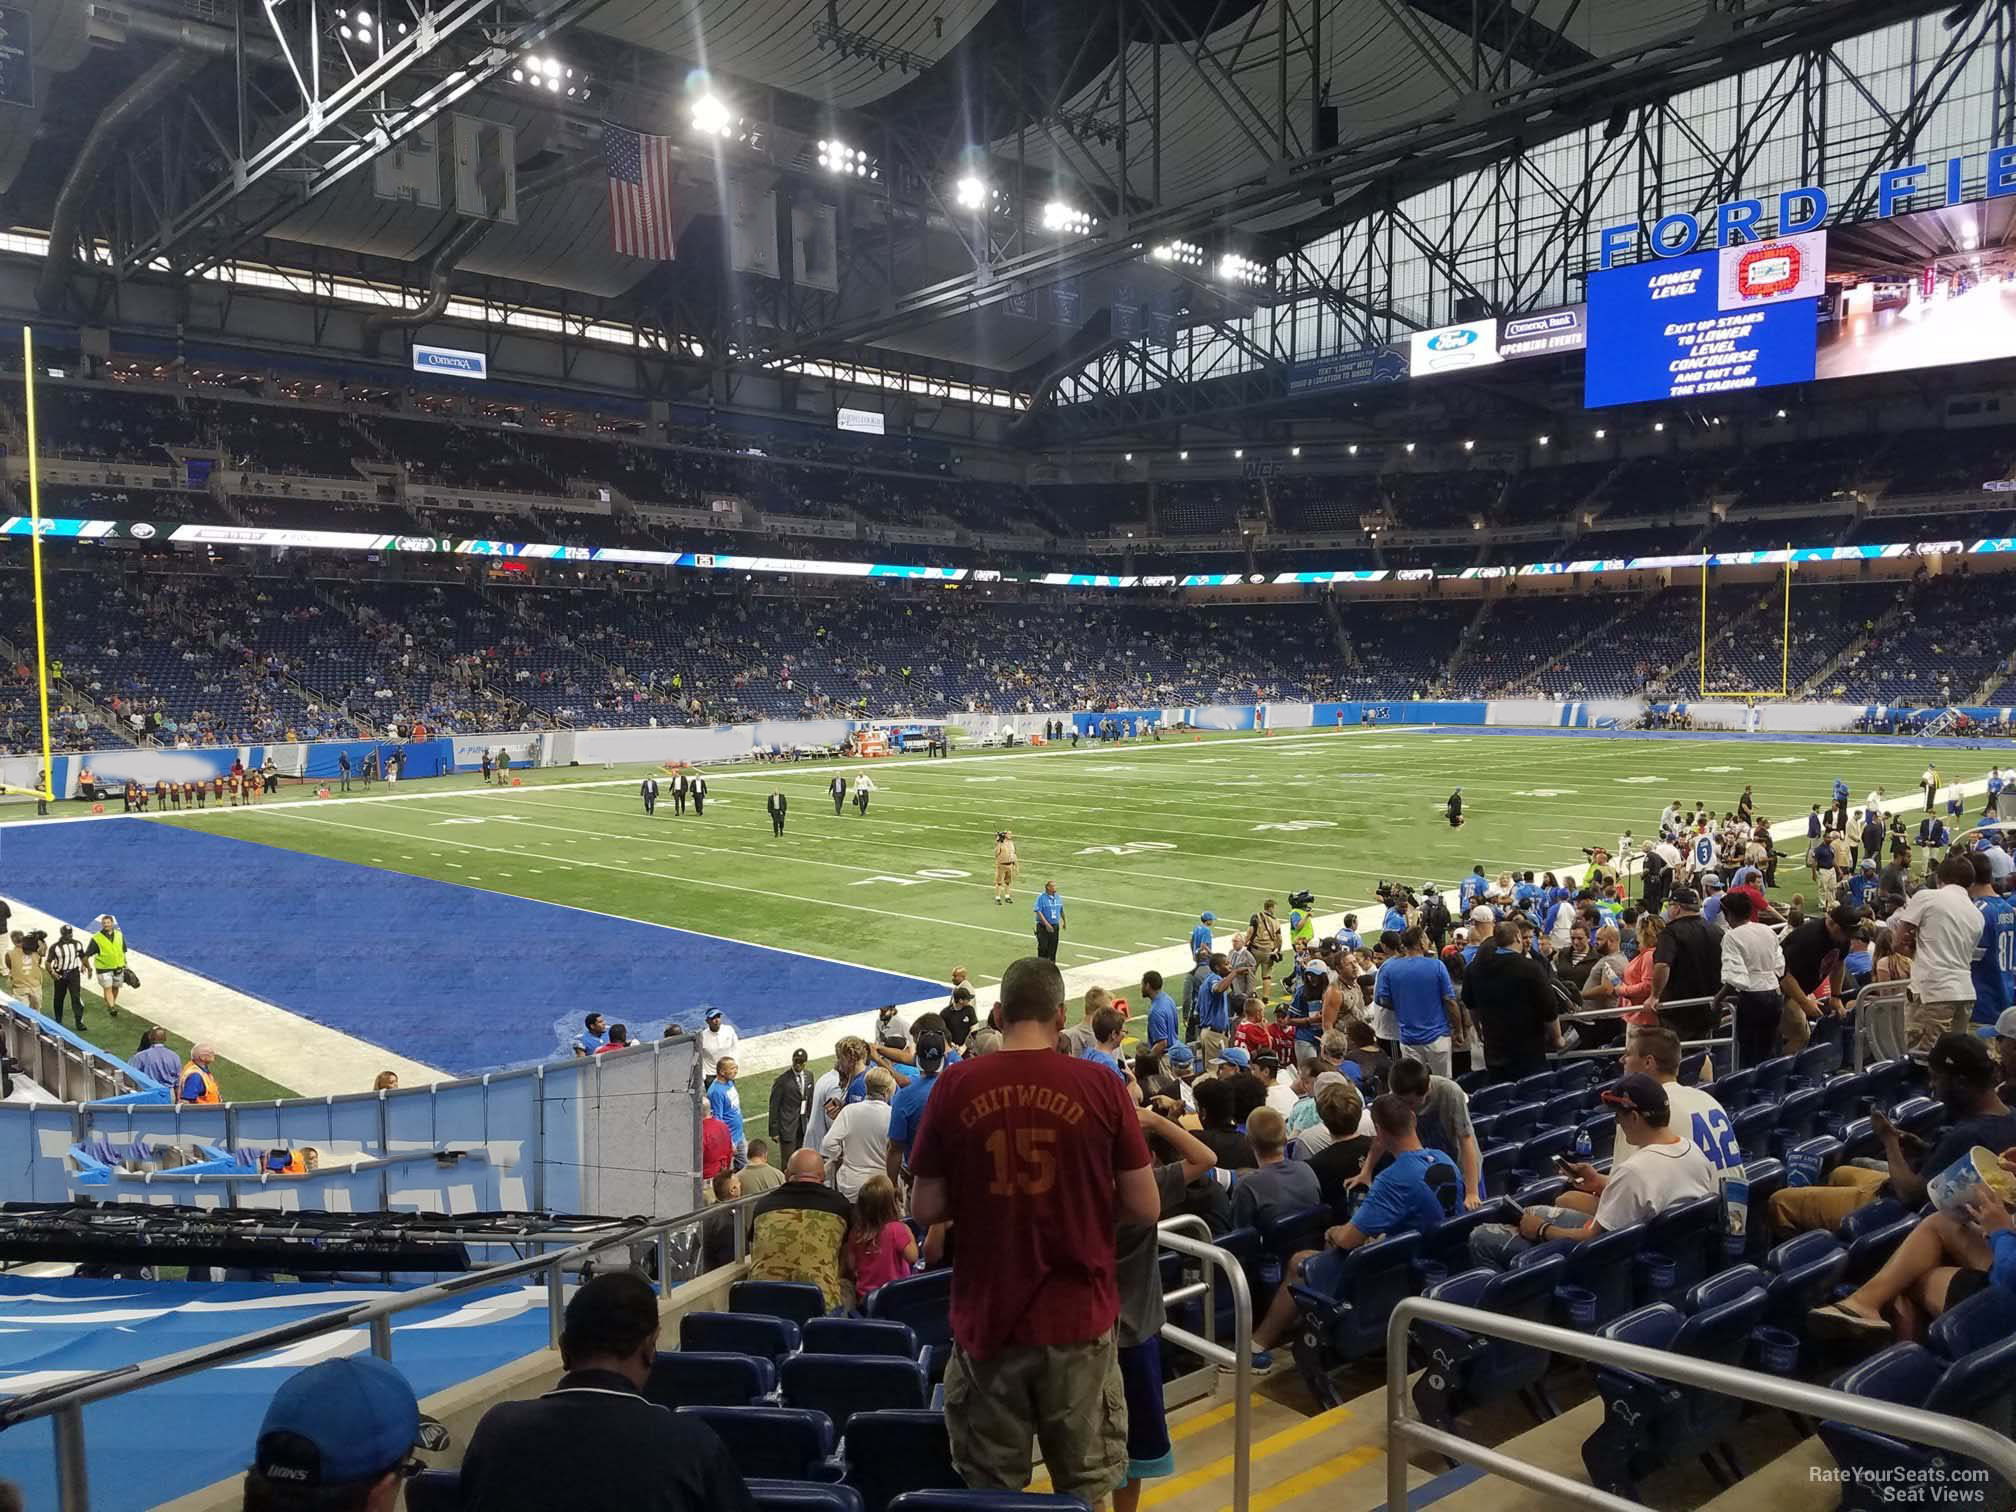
[0,821,943,1075]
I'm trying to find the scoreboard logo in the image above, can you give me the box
[1716,229,1826,310]
[1408,317,1503,376]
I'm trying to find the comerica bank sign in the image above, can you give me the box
[1597,144,2016,268]
[411,344,489,380]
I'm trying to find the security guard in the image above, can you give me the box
[83,914,129,1017]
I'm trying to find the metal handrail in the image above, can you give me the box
[0,1190,766,1510]
[1385,1295,2016,1511]
[1157,1216,1253,1512]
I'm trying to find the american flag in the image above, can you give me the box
[603,123,678,260]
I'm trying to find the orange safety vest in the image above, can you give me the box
[177,1062,220,1105]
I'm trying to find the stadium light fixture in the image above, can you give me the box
[1462,439,1474,451]
[1149,240,1204,267]
[818,139,877,178]
[691,93,735,138]
[1653,420,1665,431]
[1123,451,1133,461]
[1347,444,1358,455]
[1042,200,1094,236]
[1233,448,1244,459]
[1290,446,1301,457]
[1776,408,1787,418]
[953,175,988,211]
[1404,442,1416,453]
[1537,434,1549,446]
[1216,251,1267,286]
[1179,450,1189,460]
[1594,427,1607,439]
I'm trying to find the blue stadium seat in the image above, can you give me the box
[1539,1091,1590,1129]
[1514,1127,1579,1187]
[1751,1055,1796,1102]
[1767,1087,1827,1159]
[1819,1321,2016,1512]
[1207,1227,1263,1336]
[1683,1264,1767,1314]
[1710,1068,1758,1112]
[647,1350,777,1408]
[781,1353,930,1431]
[682,1311,802,1361]
[1731,1102,1778,1155]
[838,1409,963,1512]
[1841,1206,1920,1285]
[1468,1084,1522,1117]
[1418,1202,1517,1272]
[1792,1041,1842,1085]
[1819,1071,1875,1137]
[404,1470,462,1512]
[1261,1204,1331,1267]
[1410,1252,1568,1427]
[1513,1221,1646,1327]
[1576,1110,1616,1152]
[674,1406,837,1481]
[1761,1231,1850,1339]
[802,1317,920,1359]
[1889,1096,1946,1142]
[1286,1231,1422,1407]
[888,1496,1092,1511]
[732,1279,830,1328]
[1581,1285,1770,1498]
[1736,1156,1786,1264]
[864,1269,954,1351]
[1478,1142,1525,1198]
[1512,1071,1559,1103]
[1927,1285,2016,1364]
[1643,1193,1724,1295]
[1553,1061,1603,1093]
[750,1481,867,1512]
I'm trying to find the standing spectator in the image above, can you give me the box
[1229,1107,1321,1229]
[1972,853,2016,1029]
[1781,904,1859,1054]
[942,984,979,1049]
[132,1026,182,1086]
[1376,928,1460,1078]
[1460,922,1560,1083]
[83,914,129,1017]
[177,1044,221,1106]
[698,1007,738,1085]
[807,1037,868,1153]
[1143,970,1179,1055]
[691,774,708,816]
[243,1355,430,1512]
[1033,880,1065,961]
[1297,1081,1373,1207]
[337,750,352,792]
[4,933,43,1015]
[821,1065,895,1200]
[1646,889,1719,1040]
[460,1271,756,1512]
[373,1071,400,1092]
[1195,953,1234,1067]
[1893,855,1986,1050]
[1718,890,1788,1065]
[44,926,84,1030]
[702,1112,733,1181]
[845,1175,918,1301]
[767,788,788,836]
[576,1014,609,1055]
[769,1048,815,1159]
[829,773,848,815]
[885,1026,952,1180]
[707,1057,746,1166]
[907,956,1158,1506]
[670,770,689,816]
[746,1148,855,1309]
[1375,1057,1484,1209]
[737,1139,785,1195]
[852,772,876,814]
[639,774,658,816]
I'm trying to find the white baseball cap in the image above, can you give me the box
[1468,905,1494,925]
[1996,1007,2016,1041]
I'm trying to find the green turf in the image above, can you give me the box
[63,982,299,1102]
[108,726,1985,1110]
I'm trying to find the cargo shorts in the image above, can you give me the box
[942,1330,1128,1505]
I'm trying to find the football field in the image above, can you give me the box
[0,726,1992,1103]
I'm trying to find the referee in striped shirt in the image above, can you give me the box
[46,926,85,1030]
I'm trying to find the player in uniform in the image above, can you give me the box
[212,774,226,806]
[993,830,1019,905]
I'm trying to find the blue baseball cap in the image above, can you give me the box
[255,1355,421,1486]
[1166,1044,1196,1069]
[1200,912,1216,923]
[1218,1046,1251,1068]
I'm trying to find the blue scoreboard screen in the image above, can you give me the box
[1584,232,1827,407]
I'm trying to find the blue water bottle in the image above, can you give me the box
[1573,1127,1593,1162]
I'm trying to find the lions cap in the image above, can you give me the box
[1166,1044,1196,1069]
[1199,912,1216,923]
[1218,1046,1251,1068]
[915,1029,948,1070]
[254,1355,420,1486]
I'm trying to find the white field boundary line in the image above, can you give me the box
[0,726,1436,829]
[0,894,445,1097]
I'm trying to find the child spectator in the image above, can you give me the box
[845,1175,917,1300]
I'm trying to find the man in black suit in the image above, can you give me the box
[692,774,708,816]
[640,775,658,816]
[769,1048,814,1157]
[829,773,848,815]
[670,770,689,815]
[767,789,788,836]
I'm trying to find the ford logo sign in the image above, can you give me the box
[1425,328,1479,351]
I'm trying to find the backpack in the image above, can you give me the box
[1422,897,1450,940]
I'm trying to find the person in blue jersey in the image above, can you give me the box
[885,1025,954,1180]
[1337,914,1364,952]
[1990,766,2008,821]
[1374,927,1460,1079]
[575,1013,609,1056]
[1972,853,2016,1028]
[1833,776,1851,832]
[707,1057,747,1166]
[1033,880,1066,961]
[1458,866,1488,914]
[1196,952,1235,1066]
[1380,893,1408,935]
[1512,872,1541,914]
[1142,970,1180,1055]
[1190,912,1216,958]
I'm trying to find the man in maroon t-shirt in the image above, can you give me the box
[909,957,1158,1507]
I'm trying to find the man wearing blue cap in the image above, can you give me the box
[1190,912,1216,958]
[243,1354,430,1511]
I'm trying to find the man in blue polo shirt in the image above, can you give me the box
[1143,970,1180,1054]
[885,1026,952,1179]
[1197,952,1234,1067]
[1033,880,1065,960]
[1190,912,1217,957]
[1375,927,1459,1076]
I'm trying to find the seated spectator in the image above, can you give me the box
[1229,1107,1322,1229]
[1812,1173,2016,1343]
[460,1270,756,1511]
[1469,1073,1717,1267]
[822,1065,895,1199]
[1297,1080,1372,1208]
[1369,1057,1483,1210]
[1770,1033,2016,1237]
[242,1355,430,1512]
[1246,1094,1456,1363]
[844,1174,918,1300]
[700,1171,742,1271]
[745,1148,854,1309]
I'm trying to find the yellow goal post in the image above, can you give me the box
[2,325,56,801]
[1697,549,1793,702]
